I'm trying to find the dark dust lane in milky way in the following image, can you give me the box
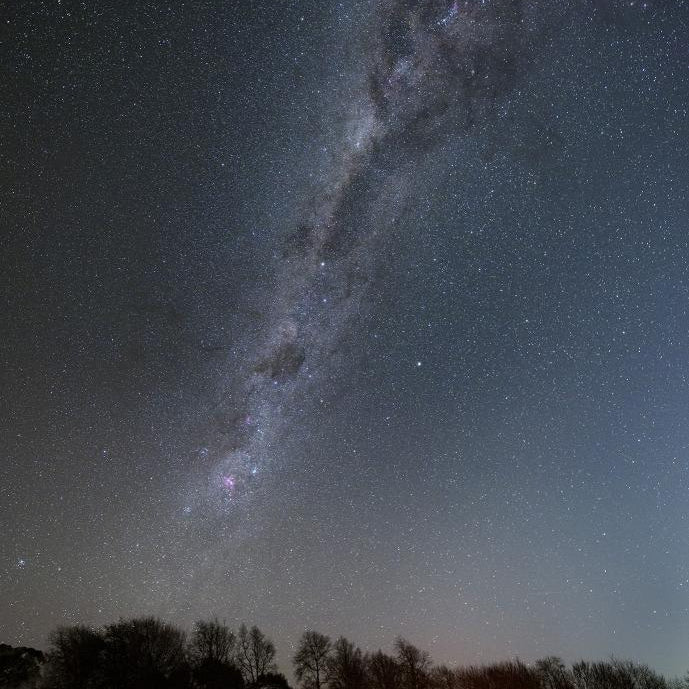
[191,0,562,523]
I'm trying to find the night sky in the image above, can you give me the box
[2,0,689,679]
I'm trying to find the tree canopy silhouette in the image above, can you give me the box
[2,616,686,689]
[293,631,331,689]
[236,624,277,685]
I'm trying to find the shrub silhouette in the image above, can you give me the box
[252,671,292,689]
[454,659,541,689]
[0,643,44,688]
[192,658,244,689]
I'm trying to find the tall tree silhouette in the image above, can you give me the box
[325,638,366,689]
[98,617,189,689]
[535,657,574,689]
[42,624,104,688]
[236,624,277,685]
[293,631,331,689]
[189,619,236,665]
[366,650,399,689]
[189,619,243,689]
[394,638,430,689]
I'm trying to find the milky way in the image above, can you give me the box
[196,0,546,515]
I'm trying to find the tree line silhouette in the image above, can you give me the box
[1,617,686,689]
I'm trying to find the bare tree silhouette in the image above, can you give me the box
[535,657,574,689]
[366,650,400,689]
[189,619,243,689]
[189,619,236,666]
[10,615,686,689]
[98,617,189,689]
[394,638,431,689]
[236,624,277,685]
[293,630,332,689]
[325,638,366,689]
[42,624,104,689]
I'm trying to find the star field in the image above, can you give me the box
[2,0,689,680]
